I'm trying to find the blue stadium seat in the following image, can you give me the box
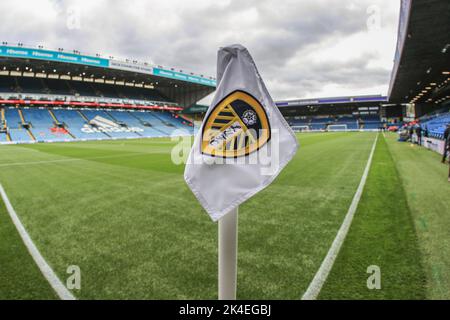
[9,128,33,142]
[105,111,164,137]
[0,133,9,142]
[3,107,195,143]
[360,115,381,130]
[22,108,73,142]
[52,109,105,140]
[421,112,450,139]
[4,107,25,129]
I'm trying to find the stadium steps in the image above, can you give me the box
[0,108,7,135]
[18,109,27,125]
[1,108,5,122]
[128,111,170,136]
[18,109,35,141]
[66,130,76,139]
[77,110,112,139]
[128,111,144,122]
[48,109,61,124]
[77,110,89,122]
[48,109,76,139]
[104,110,137,133]
[151,112,174,127]
[104,110,118,122]
[103,110,142,137]
[1,108,10,142]
[26,128,36,141]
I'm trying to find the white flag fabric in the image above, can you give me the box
[184,44,298,221]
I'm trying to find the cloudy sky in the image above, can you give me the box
[0,0,400,102]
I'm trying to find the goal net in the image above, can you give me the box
[327,124,348,132]
[292,125,310,132]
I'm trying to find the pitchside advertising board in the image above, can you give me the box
[0,45,216,87]
[423,137,446,155]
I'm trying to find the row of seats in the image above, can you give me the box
[0,107,194,143]
[289,115,381,130]
[0,76,171,103]
[420,112,450,139]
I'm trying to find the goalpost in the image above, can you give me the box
[292,125,310,132]
[327,124,348,132]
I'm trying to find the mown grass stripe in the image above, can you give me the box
[384,133,450,299]
[0,182,76,300]
[0,133,377,299]
[0,194,57,299]
[301,134,378,300]
[318,134,426,299]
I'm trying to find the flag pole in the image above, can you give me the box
[218,206,238,300]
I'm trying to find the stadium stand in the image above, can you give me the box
[24,108,51,140]
[334,116,358,130]
[289,115,366,131]
[359,115,382,130]
[0,43,214,144]
[80,109,140,139]
[421,112,450,139]
[52,108,105,140]
[0,108,9,142]
[16,77,47,94]
[4,108,33,142]
[67,80,97,97]
[0,106,194,144]
[290,119,310,127]
[0,133,8,142]
[309,117,332,130]
[0,76,173,103]
[132,111,175,135]
[0,76,16,93]
[105,111,165,137]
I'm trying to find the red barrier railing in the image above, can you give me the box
[0,99,183,111]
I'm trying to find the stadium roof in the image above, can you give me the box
[388,0,450,105]
[276,94,388,108]
[0,43,216,106]
[275,94,391,117]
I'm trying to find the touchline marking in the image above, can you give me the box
[301,133,379,300]
[0,182,76,300]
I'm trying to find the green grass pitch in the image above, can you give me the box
[0,132,448,299]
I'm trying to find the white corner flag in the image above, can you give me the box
[184,44,298,221]
[184,44,298,300]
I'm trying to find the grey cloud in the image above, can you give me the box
[0,0,399,101]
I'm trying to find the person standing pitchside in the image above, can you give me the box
[416,125,423,146]
[442,124,450,164]
[444,124,450,182]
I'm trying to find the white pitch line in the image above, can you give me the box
[302,133,379,300]
[0,152,149,168]
[0,182,76,300]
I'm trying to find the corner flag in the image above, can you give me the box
[184,44,298,221]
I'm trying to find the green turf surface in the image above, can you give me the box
[0,132,447,299]
[384,133,450,299]
[0,195,57,299]
[0,133,376,299]
[318,134,426,299]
